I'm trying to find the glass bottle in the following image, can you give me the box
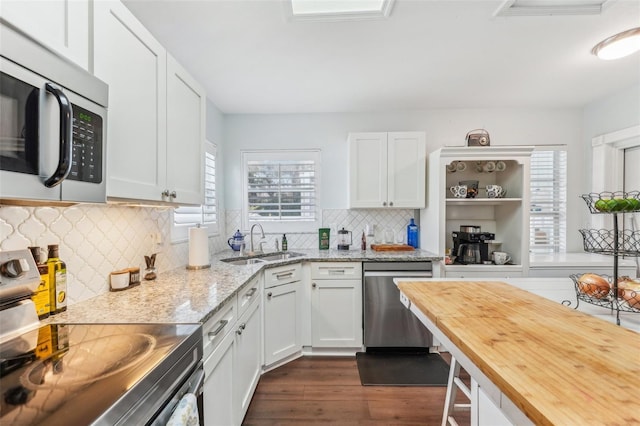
[47,244,67,314]
[29,247,51,319]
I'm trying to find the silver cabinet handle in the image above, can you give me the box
[267,292,273,298]
[382,201,387,206]
[245,288,257,298]
[236,323,246,335]
[207,319,229,340]
[276,272,294,280]
[162,189,170,198]
[389,201,394,206]
[312,282,317,288]
[170,190,177,199]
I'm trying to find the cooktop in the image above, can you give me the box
[0,322,201,425]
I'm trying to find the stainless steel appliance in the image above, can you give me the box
[0,19,108,204]
[452,228,495,264]
[0,249,204,425]
[363,262,433,349]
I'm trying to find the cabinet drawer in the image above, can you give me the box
[264,263,301,288]
[311,262,362,279]
[203,298,237,360]
[238,275,261,318]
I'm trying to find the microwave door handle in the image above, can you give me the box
[43,83,73,188]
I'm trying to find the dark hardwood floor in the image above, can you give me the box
[242,355,470,425]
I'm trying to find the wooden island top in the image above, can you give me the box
[397,280,640,426]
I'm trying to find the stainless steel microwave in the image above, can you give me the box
[0,19,108,204]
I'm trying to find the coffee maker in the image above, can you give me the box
[452,226,495,264]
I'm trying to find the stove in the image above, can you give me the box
[0,250,203,425]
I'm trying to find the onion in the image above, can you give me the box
[614,276,636,298]
[622,282,640,309]
[578,273,610,299]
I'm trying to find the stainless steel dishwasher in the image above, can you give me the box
[363,261,433,350]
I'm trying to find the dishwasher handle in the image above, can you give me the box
[364,271,433,278]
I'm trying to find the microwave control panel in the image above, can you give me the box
[69,104,103,184]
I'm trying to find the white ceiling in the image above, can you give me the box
[123,0,640,114]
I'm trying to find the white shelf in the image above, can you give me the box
[446,197,522,206]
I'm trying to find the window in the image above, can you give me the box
[172,141,218,242]
[530,148,567,253]
[242,150,320,233]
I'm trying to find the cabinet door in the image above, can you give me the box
[264,282,301,366]
[166,54,205,205]
[348,132,388,208]
[1,0,89,69]
[311,279,362,348]
[203,330,234,426]
[235,298,261,423]
[94,0,167,202]
[387,132,426,208]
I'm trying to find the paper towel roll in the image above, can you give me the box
[188,226,211,269]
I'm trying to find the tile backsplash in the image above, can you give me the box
[1,205,417,306]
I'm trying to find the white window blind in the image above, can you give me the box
[172,142,218,241]
[242,150,321,233]
[530,149,567,253]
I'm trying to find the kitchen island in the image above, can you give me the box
[397,280,640,425]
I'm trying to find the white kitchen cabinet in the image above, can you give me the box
[93,1,204,205]
[165,54,205,205]
[203,297,237,426]
[235,295,261,423]
[203,330,235,426]
[0,0,90,69]
[263,264,302,367]
[421,147,533,277]
[349,132,426,209]
[310,262,362,348]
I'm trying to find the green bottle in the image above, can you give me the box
[47,244,67,314]
[282,234,288,251]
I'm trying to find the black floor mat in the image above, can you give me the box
[356,351,450,386]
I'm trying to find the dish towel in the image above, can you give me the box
[166,393,199,426]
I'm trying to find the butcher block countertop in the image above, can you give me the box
[397,280,640,426]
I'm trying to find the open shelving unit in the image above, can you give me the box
[421,146,534,277]
[570,191,640,325]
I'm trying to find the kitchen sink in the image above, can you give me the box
[220,257,267,266]
[220,251,306,266]
[258,252,306,262]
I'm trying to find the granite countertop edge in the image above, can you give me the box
[47,248,441,326]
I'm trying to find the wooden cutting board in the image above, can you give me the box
[370,244,415,251]
[397,280,640,425]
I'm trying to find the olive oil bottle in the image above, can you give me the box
[29,247,51,319]
[47,244,67,314]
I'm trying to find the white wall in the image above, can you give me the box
[223,107,584,249]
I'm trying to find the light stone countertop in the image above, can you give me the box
[48,248,440,325]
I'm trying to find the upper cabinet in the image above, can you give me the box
[0,0,90,69]
[348,132,426,209]
[93,1,204,205]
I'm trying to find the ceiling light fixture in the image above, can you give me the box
[592,27,640,60]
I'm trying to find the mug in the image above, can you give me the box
[450,185,467,198]
[493,251,511,265]
[459,180,479,198]
[483,161,496,173]
[486,184,503,198]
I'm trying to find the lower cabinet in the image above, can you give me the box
[310,262,363,348]
[263,264,302,367]
[235,296,262,422]
[203,330,235,426]
[203,277,262,426]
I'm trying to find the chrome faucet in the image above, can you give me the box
[249,223,266,254]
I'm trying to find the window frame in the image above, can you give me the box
[241,149,321,234]
[171,141,219,243]
[529,146,567,254]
